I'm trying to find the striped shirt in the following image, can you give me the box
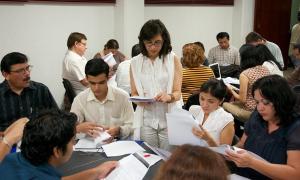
[182,66,215,103]
[0,80,58,131]
[208,45,240,66]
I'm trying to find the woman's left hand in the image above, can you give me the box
[225,149,254,168]
[154,92,171,103]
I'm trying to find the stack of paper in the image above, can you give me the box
[74,131,111,152]
[166,108,206,146]
[129,96,155,103]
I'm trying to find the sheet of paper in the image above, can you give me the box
[105,153,148,180]
[143,142,171,161]
[166,109,206,146]
[129,96,155,103]
[102,141,145,157]
[135,151,162,166]
[210,145,266,162]
[223,77,240,85]
[103,52,117,67]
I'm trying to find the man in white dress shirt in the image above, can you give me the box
[62,32,89,95]
[71,59,133,140]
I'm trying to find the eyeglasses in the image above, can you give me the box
[10,65,33,74]
[144,40,163,48]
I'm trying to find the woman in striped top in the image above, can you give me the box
[182,43,214,103]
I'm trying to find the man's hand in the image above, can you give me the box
[102,127,120,143]
[4,118,29,145]
[96,161,118,179]
[76,122,105,138]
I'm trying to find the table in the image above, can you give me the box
[57,143,163,180]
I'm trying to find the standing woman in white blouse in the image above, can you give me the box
[190,79,235,146]
[130,19,182,150]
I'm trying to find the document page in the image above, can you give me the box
[102,141,145,157]
[166,108,206,146]
[105,153,149,180]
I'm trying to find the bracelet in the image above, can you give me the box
[2,137,12,149]
[168,93,175,103]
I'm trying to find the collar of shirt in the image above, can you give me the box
[217,45,231,51]
[68,50,86,60]
[0,80,36,96]
[87,85,115,104]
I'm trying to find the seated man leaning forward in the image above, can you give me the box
[71,58,134,141]
[0,109,117,179]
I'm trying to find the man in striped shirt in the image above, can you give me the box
[208,32,240,66]
[0,52,58,132]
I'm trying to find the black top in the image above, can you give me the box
[237,111,300,179]
[0,80,58,131]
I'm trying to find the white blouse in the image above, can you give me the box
[189,105,234,144]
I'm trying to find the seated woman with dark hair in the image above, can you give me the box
[255,44,283,76]
[223,45,270,122]
[226,75,300,179]
[190,79,234,146]
[155,144,229,180]
[181,43,214,103]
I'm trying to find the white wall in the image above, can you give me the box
[145,5,234,57]
[0,2,115,107]
[0,1,254,106]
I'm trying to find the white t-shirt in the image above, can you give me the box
[189,105,234,144]
[116,60,131,94]
[62,50,87,94]
[262,61,283,76]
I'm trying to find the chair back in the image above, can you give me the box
[62,78,76,104]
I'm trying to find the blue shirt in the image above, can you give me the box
[0,153,62,180]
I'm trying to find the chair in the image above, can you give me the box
[62,79,76,111]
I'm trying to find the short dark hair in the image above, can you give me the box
[245,32,263,44]
[85,58,109,77]
[67,32,87,49]
[138,19,172,58]
[104,39,119,50]
[194,41,205,52]
[255,44,282,70]
[293,43,300,51]
[240,45,260,71]
[200,78,227,101]
[131,44,141,57]
[1,52,28,73]
[252,75,296,126]
[216,32,229,41]
[155,145,229,180]
[21,109,77,165]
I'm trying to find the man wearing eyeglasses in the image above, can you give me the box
[62,32,89,95]
[0,52,58,132]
